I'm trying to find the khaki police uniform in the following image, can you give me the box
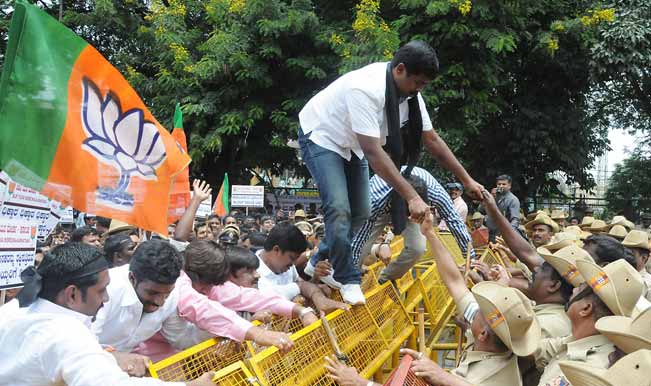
[452,349,521,386]
[534,303,572,339]
[535,334,615,386]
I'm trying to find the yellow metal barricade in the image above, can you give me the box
[437,232,465,264]
[150,337,247,381]
[364,282,414,353]
[211,361,262,386]
[248,316,338,386]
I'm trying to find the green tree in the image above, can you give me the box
[333,0,610,200]
[605,149,651,220]
[585,0,651,136]
[126,0,344,188]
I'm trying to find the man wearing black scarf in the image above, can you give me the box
[298,41,483,305]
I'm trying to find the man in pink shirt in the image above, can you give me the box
[137,242,319,361]
[439,182,468,232]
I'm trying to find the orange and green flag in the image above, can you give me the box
[0,0,190,235]
[213,173,229,217]
[168,103,191,223]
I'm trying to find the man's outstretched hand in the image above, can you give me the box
[463,179,484,201]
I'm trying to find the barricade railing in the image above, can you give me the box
[150,233,472,385]
[150,337,247,381]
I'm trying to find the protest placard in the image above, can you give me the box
[0,177,54,240]
[231,185,264,208]
[0,220,37,290]
[192,192,213,218]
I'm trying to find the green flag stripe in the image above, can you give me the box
[0,0,87,186]
[222,173,229,212]
[173,102,183,129]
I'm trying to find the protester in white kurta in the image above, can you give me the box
[91,242,209,353]
[0,242,213,386]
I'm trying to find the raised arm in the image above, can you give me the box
[481,190,543,270]
[419,213,470,306]
[174,180,211,242]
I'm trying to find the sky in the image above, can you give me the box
[607,128,637,171]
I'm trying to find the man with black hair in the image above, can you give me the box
[583,234,633,266]
[256,222,348,312]
[483,174,520,241]
[481,191,578,337]
[70,226,101,247]
[247,231,267,253]
[206,214,222,237]
[0,242,214,385]
[104,233,136,267]
[92,240,208,377]
[260,216,275,234]
[96,216,112,235]
[298,40,483,304]
[333,167,472,286]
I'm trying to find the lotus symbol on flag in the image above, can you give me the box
[80,78,167,208]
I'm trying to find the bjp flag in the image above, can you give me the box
[0,0,190,234]
[167,103,191,223]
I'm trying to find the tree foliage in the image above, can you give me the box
[605,148,651,220]
[585,0,651,136]
[2,0,648,199]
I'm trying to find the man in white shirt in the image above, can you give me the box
[299,40,483,304]
[92,240,208,376]
[0,242,213,386]
[256,222,348,313]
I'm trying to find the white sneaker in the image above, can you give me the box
[304,260,342,289]
[341,284,366,305]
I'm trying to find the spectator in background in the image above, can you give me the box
[248,231,267,253]
[206,214,222,238]
[95,216,111,235]
[70,226,100,248]
[569,217,580,226]
[243,216,258,231]
[104,233,136,267]
[83,214,97,228]
[470,212,485,231]
[482,174,520,241]
[260,216,275,234]
[222,215,238,227]
[293,209,307,223]
[194,221,213,241]
[438,182,468,232]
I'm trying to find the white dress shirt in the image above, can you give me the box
[299,62,434,161]
[0,298,182,386]
[255,250,301,300]
[91,265,207,353]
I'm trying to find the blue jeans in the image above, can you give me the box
[298,130,370,284]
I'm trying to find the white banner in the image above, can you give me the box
[231,185,264,208]
[0,172,66,240]
[192,192,213,219]
[0,220,37,289]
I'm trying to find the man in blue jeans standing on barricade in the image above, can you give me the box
[298,40,483,304]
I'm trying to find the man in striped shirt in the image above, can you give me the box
[351,166,473,282]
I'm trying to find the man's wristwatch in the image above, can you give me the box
[299,307,316,319]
